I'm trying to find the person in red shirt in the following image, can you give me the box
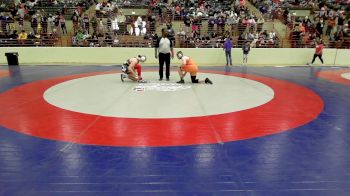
[311,40,324,64]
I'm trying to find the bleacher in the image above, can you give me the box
[0,0,349,48]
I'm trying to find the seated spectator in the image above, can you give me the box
[27,32,37,39]
[9,30,18,39]
[247,31,255,41]
[176,27,184,45]
[104,33,112,46]
[260,30,268,39]
[269,30,276,40]
[113,36,119,47]
[18,30,27,40]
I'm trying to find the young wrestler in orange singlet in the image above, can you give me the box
[176,51,213,84]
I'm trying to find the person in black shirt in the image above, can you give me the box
[316,19,324,38]
[337,15,345,35]
[41,15,48,33]
[9,30,18,39]
[166,23,175,46]
[184,16,191,35]
[242,41,250,64]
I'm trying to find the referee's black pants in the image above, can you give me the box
[159,53,171,79]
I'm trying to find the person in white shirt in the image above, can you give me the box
[112,17,119,35]
[155,28,174,81]
[134,21,140,36]
[269,31,275,40]
[141,21,147,36]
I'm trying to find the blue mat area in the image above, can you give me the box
[0,65,350,196]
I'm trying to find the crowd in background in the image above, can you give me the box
[251,0,350,48]
[0,0,349,48]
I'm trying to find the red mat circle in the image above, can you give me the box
[0,70,324,146]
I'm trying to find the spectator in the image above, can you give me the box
[18,16,24,31]
[112,17,119,35]
[91,16,98,33]
[59,14,67,35]
[166,23,175,44]
[18,30,27,44]
[302,16,312,29]
[337,14,345,35]
[117,11,126,23]
[107,17,112,32]
[71,12,79,33]
[48,14,56,32]
[31,15,38,35]
[83,14,90,33]
[315,18,324,38]
[97,19,105,33]
[184,16,191,35]
[27,32,37,39]
[326,17,336,36]
[9,30,18,39]
[223,37,233,66]
[177,27,186,41]
[242,41,250,64]
[41,15,48,34]
[18,30,27,39]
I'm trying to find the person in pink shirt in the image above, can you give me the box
[311,40,324,64]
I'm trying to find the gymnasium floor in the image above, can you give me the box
[0,65,350,196]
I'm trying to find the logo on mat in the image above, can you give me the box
[133,83,192,92]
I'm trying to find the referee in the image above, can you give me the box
[155,28,174,81]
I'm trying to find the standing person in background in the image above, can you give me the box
[41,14,48,33]
[310,40,324,65]
[59,14,67,35]
[242,41,250,64]
[71,12,79,33]
[315,18,324,38]
[83,14,90,33]
[155,28,174,81]
[223,37,233,66]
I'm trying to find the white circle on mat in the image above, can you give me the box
[341,73,350,80]
[43,72,274,118]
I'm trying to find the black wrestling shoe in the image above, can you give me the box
[205,78,213,84]
[176,80,185,84]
